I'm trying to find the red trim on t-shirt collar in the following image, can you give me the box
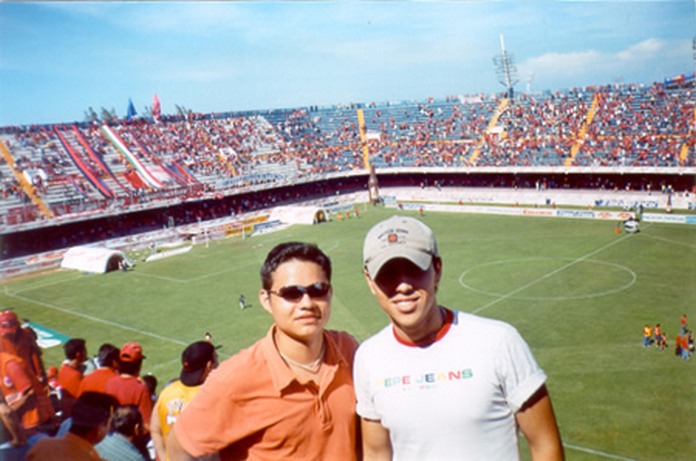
[393,307,454,347]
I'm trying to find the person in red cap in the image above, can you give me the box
[0,346,56,438]
[150,340,218,460]
[104,343,153,435]
[0,310,47,386]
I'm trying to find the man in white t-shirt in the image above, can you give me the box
[355,215,564,460]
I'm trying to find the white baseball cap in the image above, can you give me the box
[363,215,438,278]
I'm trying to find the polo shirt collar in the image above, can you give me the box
[260,326,346,393]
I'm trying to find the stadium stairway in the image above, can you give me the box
[0,139,54,218]
[564,93,600,167]
[468,97,509,165]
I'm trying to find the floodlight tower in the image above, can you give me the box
[493,34,519,100]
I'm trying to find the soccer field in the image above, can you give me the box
[2,206,695,460]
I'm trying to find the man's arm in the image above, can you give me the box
[515,384,565,461]
[361,418,392,461]
[166,426,197,461]
[166,426,220,461]
[0,400,27,446]
[149,404,165,461]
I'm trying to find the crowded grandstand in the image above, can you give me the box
[1,78,694,269]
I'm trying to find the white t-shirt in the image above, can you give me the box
[354,309,547,461]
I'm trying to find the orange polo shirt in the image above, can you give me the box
[174,327,359,460]
[78,367,118,396]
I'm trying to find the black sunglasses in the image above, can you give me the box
[268,282,331,302]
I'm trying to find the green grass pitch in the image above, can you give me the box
[2,206,694,460]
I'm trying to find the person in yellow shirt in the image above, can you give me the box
[643,324,653,347]
[150,341,218,461]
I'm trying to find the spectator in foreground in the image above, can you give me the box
[355,215,564,460]
[78,343,120,396]
[0,310,47,384]
[57,338,88,418]
[96,404,148,461]
[0,346,56,437]
[0,395,28,461]
[150,340,218,461]
[104,343,153,434]
[167,242,360,460]
[27,392,118,461]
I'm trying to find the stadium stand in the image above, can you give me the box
[0,80,694,260]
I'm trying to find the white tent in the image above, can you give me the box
[269,206,329,225]
[61,246,126,273]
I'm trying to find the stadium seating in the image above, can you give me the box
[0,81,693,230]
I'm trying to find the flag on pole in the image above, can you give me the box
[127,98,137,121]
[152,93,161,122]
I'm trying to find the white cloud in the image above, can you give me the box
[518,38,690,87]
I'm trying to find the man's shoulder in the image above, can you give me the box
[356,323,394,350]
[214,337,267,374]
[96,433,145,461]
[158,379,198,401]
[452,309,516,332]
[83,367,117,380]
[105,374,148,392]
[325,329,359,349]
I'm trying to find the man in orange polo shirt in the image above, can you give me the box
[167,242,360,460]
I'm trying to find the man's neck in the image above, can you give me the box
[395,306,450,347]
[273,327,325,364]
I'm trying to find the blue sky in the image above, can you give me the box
[0,1,693,126]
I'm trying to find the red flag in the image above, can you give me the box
[152,93,161,122]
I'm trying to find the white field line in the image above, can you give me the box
[476,232,640,461]
[470,233,634,315]
[563,442,638,461]
[4,289,188,346]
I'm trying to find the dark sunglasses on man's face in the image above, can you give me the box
[268,282,331,302]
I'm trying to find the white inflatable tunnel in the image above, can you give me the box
[61,246,126,273]
[269,206,329,225]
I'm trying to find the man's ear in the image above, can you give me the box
[363,268,379,296]
[433,257,443,289]
[258,288,273,314]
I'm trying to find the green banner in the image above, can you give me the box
[24,321,70,349]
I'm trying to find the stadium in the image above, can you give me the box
[1,4,695,461]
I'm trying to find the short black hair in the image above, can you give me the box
[117,359,142,376]
[141,374,157,395]
[260,242,331,290]
[97,343,119,366]
[63,338,86,360]
[69,392,118,436]
[110,405,142,437]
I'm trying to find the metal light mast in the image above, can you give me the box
[493,34,519,99]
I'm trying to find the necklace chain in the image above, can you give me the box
[280,342,326,373]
